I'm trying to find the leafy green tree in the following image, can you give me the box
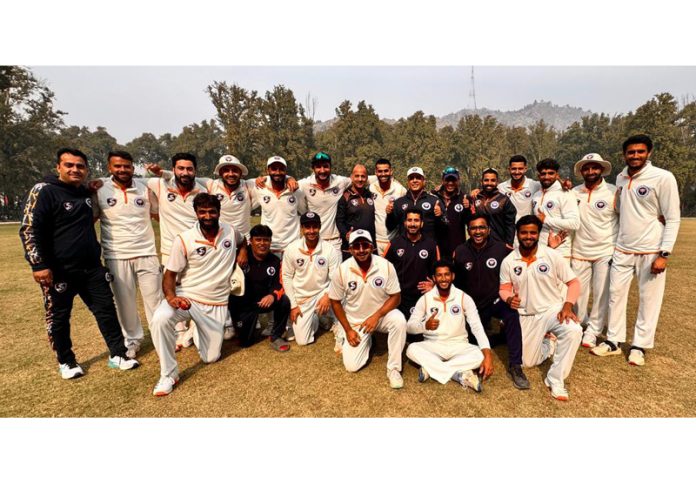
[125,132,172,166]
[169,120,225,176]
[386,111,446,183]
[55,125,122,177]
[451,115,508,189]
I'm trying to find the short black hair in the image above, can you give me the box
[375,158,391,168]
[108,150,133,163]
[171,152,197,168]
[192,193,220,212]
[467,213,490,228]
[250,224,273,239]
[516,214,543,232]
[56,148,88,165]
[536,158,560,172]
[404,207,423,220]
[433,259,454,274]
[509,155,528,166]
[622,134,653,153]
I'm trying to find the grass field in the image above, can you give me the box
[1,220,695,418]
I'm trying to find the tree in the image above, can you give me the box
[169,120,225,176]
[125,132,172,166]
[527,119,558,168]
[386,111,446,183]
[451,115,508,189]
[55,125,122,177]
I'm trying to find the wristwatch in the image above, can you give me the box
[659,251,670,258]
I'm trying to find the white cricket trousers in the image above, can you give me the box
[406,340,483,384]
[342,309,407,373]
[293,294,335,346]
[571,256,611,337]
[105,256,162,348]
[606,251,666,349]
[150,299,230,378]
[521,305,582,388]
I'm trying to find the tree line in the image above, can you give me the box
[2,66,695,219]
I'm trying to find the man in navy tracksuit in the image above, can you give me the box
[19,148,138,380]
[452,213,528,390]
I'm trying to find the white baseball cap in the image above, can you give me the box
[348,229,373,245]
[267,155,287,167]
[215,155,248,177]
[407,167,425,178]
[574,153,612,178]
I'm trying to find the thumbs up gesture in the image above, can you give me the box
[434,200,443,217]
[507,291,521,310]
[425,309,440,330]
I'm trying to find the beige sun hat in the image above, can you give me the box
[574,153,612,178]
[215,154,248,177]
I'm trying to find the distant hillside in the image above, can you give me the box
[313,100,593,133]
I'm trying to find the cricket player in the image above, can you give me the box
[336,164,376,259]
[472,168,517,249]
[149,193,246,396]
[498,154,541,221]
[570,153,618,349]
[531,158,580,257]
[93,150,163,358]
[370,158,407,256]
[590,135,681,366]
[329,230,407,389]
[431,166,472,261]
[19,148,139,379]
[406,260,493,391]
[282,212,341,346]
[499,215,583,401]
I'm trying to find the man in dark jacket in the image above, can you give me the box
[336,164,376,259]
[431,166,472,260]
[472,168,517,249]
[19,148,139,380]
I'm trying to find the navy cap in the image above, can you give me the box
[300,211,321,225]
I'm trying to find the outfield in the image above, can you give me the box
[1,220,694,418]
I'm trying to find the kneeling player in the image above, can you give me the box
[499,215,582,401]
[150,193,246,396]
[406,261,493,391]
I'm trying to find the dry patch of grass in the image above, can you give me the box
[1,220,695,417]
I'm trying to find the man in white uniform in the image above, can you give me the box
[499,215,583,401]
[406,260,493,391]
[370,158,407,256]
[329,230,407,389]
[282,211,341,346]
[531,158,580,257]
[498,155,541,221]
[590,135,681,366]
[93,150,163,358]
[570,153,618,349]
[149,193,246,396]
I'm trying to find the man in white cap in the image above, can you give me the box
[329,229,407,388]
[254,155,306,257]
[282,211,342,347]
[570,153,618,349]
[591,135,681,366]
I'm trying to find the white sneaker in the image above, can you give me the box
[153,375,179,396]
[454,370,482,392]
[223,325,236,341]
[59,362,84,380]
[542,332,557,359]
[590,341,622,357]
[388,369,404,389]
[126,342,141,359]
[628,348,645,366]
[108,355,140,371]
[581,332,597,348]
[544,377,569,401]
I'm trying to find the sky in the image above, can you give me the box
[30,66,696,145]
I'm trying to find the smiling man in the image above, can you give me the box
[473,168,517,249]
[370,158,407,256]
[336,164,376,259]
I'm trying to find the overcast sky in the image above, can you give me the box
[31,66,696,145]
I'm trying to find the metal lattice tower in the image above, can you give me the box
[469,66,477,111]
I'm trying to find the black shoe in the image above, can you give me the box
[507,365,530,390]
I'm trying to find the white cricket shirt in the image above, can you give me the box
[254,178,306,252]
[281,237,341,307]
[298,174,351,241]
[370,179,408,242]
[571,179,618,260]
[498,177,541,220]
[531,180,580,256]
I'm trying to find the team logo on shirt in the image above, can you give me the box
[196,247,207,256]
[594,200,608,210]
[315,256,327,268]
[85,198,92,207]
[635,185,651,198]
[367,198,374,206]
[372,193,378,200]
[267,267,276,276]
[135,198,145,207]
[401,203,408,210]
[454,203,464,212]
[105,271,114,282]
[536,263,550,274]
[419,249,429,259]
[450,304,462,316]
[486,258,498,269]
[236,192,245,202]
[106,197,117,207]
[465,262,473,271]
[490,201,500,210]
[475,199,482,207]
[332,187,340,195]
[430,307,438,314]
[216,193,225,202]
[167,193,176,202]
[532,200,537,209]
[514,266,523,276]
[545,201,556,210]
[263,195,271,204]
[421,202,432,211]
[309,188,316,197]
[371,276,385,288]
[396,248,405,257]
[223,240,232,249]
[350,199,359,206]
[524,190,532,198]
[296,258,305,267]
[288,196,296,204]
[348,281,358,291]
[409,307,415,314]
[389,196,395,202]
[63,201,74,211]
[54,282,67,293]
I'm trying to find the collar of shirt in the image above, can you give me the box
[263,177,292,197]
[503,176,532,191]
[110,177,135,190]
[347,256,379,280]
[512,243,549,261]
[426,286,458,305]
[371,179,397,196]
[541,180,562,194]
[619,160,653,180]
[575,178,606,194]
